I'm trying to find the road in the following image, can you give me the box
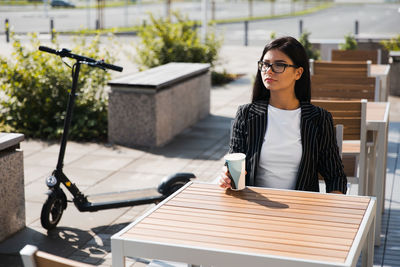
[1,0,316,32]
[0,2,399,46]
[216,3,400,46]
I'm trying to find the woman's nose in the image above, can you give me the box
[265,65,274,74]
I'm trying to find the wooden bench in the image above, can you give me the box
[331,49,381,64]
[311,75,378,102]
[310,60,371,77]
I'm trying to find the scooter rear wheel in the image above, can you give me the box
[41,190,66,230]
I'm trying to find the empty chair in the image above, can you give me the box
[311,99,368,195]
[20,245,93,267]
[311,74,379,102]
[331,49,381,64]
[310,59,371,77]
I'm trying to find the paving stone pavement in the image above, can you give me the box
[1,45,400,267]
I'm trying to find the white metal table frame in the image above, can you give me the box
[111,182,377,267]
[370,64,390,102]
[365,102,390,246]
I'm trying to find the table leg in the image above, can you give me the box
[362,216,375,267]
[381,121,389,214]
[373,123,387,246]
[367,133,376,197]
[111,238,125,267]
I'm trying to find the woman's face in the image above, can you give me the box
[260,49,303,94]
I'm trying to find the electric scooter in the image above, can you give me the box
[38,46,196,230]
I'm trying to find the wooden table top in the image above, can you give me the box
[121,182,372,264]
[370,64,390,77]
[366,102,390,123]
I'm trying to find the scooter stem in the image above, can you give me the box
[56,62,81,171]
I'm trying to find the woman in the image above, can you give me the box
[219,36,347,194]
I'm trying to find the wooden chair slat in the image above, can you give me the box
[331,49,379,64]
[315,61,368,68]
[328,111,361,117]
[333,118,361,126]
[312,99,361,110]
[312,60,370,78]
[312,75,376,84]
[312,85,375,91]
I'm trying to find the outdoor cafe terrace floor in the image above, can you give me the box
[0,45,400,267]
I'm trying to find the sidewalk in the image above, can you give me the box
[1,45,400,266]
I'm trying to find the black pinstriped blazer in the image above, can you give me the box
[229,100,347,194]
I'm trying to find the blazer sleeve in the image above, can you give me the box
[317,111,348,194]
[229,104,249,154]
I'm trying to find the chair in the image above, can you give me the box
[311,74,379,102]
[331,49,381,64]
[311,99,368,195]
[20,245,93,267]
[310,59,371,77]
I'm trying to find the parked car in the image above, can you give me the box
[50,0,75,8]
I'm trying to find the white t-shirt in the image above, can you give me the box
[256,105,302,189]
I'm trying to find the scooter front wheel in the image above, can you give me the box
[41,190,67,230]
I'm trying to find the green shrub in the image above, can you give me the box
[211,71,243,86]
[299,31,320,60]
[380,35,400,51]
[339,33,358,50]
[0,33,116,141]
[134,12,222,71]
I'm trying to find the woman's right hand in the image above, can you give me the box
[219,165,232,189]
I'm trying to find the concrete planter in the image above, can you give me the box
[0,133,25,242]
[108,62,211,147]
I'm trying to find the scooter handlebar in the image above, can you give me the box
[39,45,58,55]
[98,61,123,72]
[38,46,123,72]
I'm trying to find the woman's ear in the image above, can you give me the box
[295,67,304,80]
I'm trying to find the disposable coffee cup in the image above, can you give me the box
[224,153,246,190]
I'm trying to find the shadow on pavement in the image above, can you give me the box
[0,222,131,267]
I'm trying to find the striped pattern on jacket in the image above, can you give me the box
[229,100,347,194]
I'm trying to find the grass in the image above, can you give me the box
[0,0,39,5]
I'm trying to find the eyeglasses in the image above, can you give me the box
[257,61,298,73]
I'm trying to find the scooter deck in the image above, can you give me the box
[86,187,161,203]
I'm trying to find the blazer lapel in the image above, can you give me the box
[247,101,268,186]
[295,102,320,190]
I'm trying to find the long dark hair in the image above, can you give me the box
[252,36,311,103]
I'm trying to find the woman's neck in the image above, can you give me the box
[269,92,300,110]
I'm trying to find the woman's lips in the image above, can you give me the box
[265,78,275,82]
